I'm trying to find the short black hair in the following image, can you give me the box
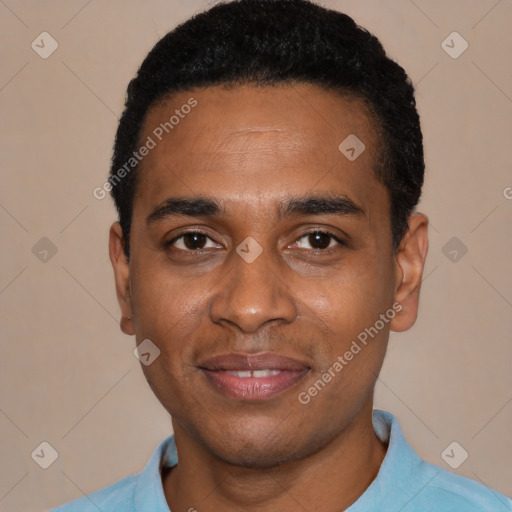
[110,0,424,257]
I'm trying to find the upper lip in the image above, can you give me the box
[199,352,310,372]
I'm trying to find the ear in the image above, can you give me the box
[109,222,135,335]
[390,213,429,332]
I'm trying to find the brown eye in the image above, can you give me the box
[182,232,208,250]
[294,230,344,250]
[167,231,221,251]
[308,232,332,249]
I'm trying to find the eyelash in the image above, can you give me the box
[165,229,346,253]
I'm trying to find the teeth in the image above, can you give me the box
[253,369,281,378]
[226,369,282,378]
[229,371,252,378]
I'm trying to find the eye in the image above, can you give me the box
[166,231,222,251]
[293,230,345,251]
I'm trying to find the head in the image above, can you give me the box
[109,0,428,468]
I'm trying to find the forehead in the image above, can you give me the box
[134,83,386,216]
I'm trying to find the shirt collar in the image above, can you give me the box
[133,409,437,511]
[134,432,177,511]
[346,409,440,511]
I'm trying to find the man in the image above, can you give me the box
[54,0,512,510]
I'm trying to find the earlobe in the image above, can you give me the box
[390,213,429,333]
[109,222,135,336]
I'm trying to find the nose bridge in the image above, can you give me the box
[209,240,297,332]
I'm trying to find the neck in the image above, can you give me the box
[163,402,387,512]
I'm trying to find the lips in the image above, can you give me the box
[199,352,310,401]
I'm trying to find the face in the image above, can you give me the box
[110,83,427,468]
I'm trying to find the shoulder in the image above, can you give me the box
[50,474,138,512]
[370,410,512,512]
[407,458,512,511]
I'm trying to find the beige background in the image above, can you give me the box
[0,0,511,510]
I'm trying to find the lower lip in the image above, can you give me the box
[201,369,309,401]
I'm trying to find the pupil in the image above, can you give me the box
[184,233,206,250]
[309,232,330,249]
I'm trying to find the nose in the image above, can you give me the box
[209,244,297,333]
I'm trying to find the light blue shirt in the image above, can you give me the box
[51,409,512,511]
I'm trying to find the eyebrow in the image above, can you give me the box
[278,195,365,220]
[146,194,365,225]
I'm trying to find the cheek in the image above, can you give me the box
[129,260,206,363]
[130,267,207,413]
[306,255,393,337]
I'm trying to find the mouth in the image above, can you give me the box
[199,352,310,401]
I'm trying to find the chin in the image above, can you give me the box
[210,439,304,469]
[195,421,328,470]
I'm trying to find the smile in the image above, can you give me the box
[199,352,310,401]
